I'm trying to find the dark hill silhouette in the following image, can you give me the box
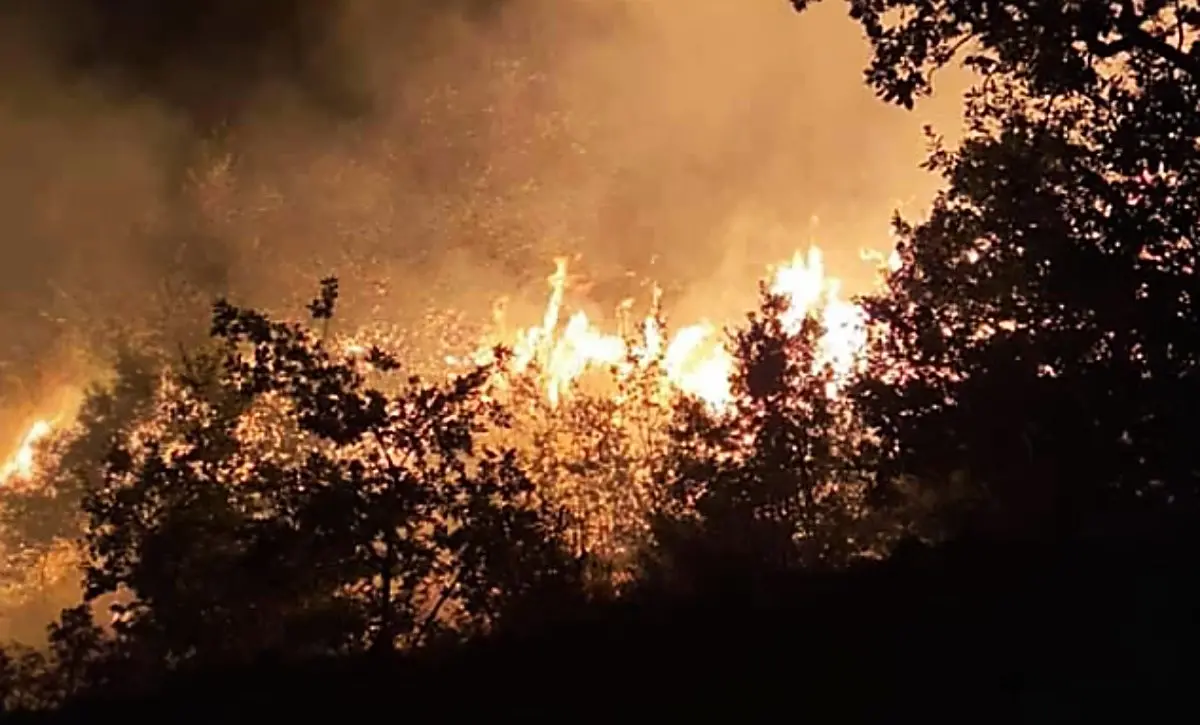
[19,513,1197,723]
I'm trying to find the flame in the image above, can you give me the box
[3,243,894,464]
[0,419,55,486]
[488,245,879,408]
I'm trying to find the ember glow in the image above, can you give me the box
[0,243,894,476]
[0,419,54,487]
[485,245,878,408]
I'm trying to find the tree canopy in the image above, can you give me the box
[794,0,1200,533]
[5,0,1200,713]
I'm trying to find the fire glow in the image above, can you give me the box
[0,419,54,487]
[1,243,897,482]
[489,246,880,408]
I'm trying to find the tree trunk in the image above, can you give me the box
[372,532,397,654]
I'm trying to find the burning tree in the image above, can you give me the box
[71,278,580,673]
[461,250,882,590]
[497,309,681,594]
[0,243,920,704]
[648,284,884,591]
[0,350,162,645]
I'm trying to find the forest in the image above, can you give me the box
[2,0,1200,719]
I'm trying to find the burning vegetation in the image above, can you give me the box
[0,422,53,488]
[4,0,1198,714]
[0,240,928,703]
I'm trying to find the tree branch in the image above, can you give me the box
[412,561,463,647]
[1090,0,1200,79]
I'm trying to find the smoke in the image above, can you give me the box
[0,0,962,419]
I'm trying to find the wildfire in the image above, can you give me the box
[0,419,54,487]
[487,245,879,408]
[1,243,894,475]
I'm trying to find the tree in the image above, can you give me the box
[0,643,50,713]
[77,278,579,672]
[0,349,161,646]
[795,0,1200,533]
[40,605,110,704]
[792,0,1200,108]
[650,287,878,590]
[82,346,357,668]
[214,279,581,645]
[0,605,110,712]
[1,349,160,551]
[500,312,679,595]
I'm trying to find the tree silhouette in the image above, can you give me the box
[796,0,1200,535]
[0,349,162,646]
[0,604,111,712]
[793,0,1200,108]
[500,311,679,594]
[1,350,160,551]
[650,286,878,590]
[74,278,579,674]
[0,643,50,712]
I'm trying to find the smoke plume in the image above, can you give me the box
[0,0,961,422]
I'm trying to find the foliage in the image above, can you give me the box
[69,278,580,678]
[499,311,679,594]
[0,605,111,712]
[649,286,882,590]
[797,0,1200,533]
[1,350,161,555]
[6,0,1200,712]
[793,0,1200,108]
[0,349,162,645]
[0,271,905,711]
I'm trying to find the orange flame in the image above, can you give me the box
[488,245,881,408]
[6,246,894,464]
[0,419,54,487]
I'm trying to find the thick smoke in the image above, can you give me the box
[0,0,961,426]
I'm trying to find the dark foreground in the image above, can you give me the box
[15,520,1199,723]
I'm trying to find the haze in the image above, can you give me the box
[0,0,962,431]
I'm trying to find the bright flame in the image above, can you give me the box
[4,244,894,462]
[488,245,877,408]
[770,248,869,397]
[0,419,54,486]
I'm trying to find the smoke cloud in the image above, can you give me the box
[0,0,962,421]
